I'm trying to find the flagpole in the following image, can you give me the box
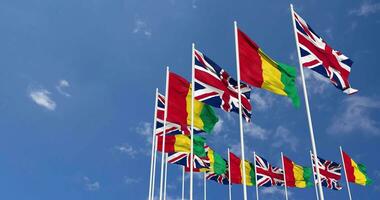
[290,4,325,200]
[204,172,207,200]
[340,146,353,200]
[310,150,320,200]
[148,89,159,200]
[163,153,168,200]
[228,148,232,200]
[234,20,248,200]
[281,152,288,200]
[182,166,185,200]
[159,67,170,200]
[253,152,259,200]
[190,43,195,200]
[151,132,158,200]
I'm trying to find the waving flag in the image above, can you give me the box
[255,154,284,187]
[293,10,358,94]
[206,171,230,185]
[237,28,300,107]
[167,151,210,169]
[156,135,206,157]
[283,155,313,188]
[167,72,219,134]
[342,150,372,186]
[229,152,256,186]
[155,93,182,136]
[311,154,343,190]
[194,49,252,122]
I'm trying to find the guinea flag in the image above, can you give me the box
[237,28,300,107]
[342,150,372,186]
[229,152,255,186]
[167,72,219,134]
[156,135,206,157]
[206,147,227,175]
[283,155,313,188]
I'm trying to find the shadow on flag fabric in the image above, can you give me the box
[167,72,219,134]
[283,155,313,188]
[293,10,358,94]
[311,154,343,190]
[156,135,206,157]
[184,146,227,175]
[229,152,256,186]
[237,28,300,107]
[194,49,252,122]
[342,150,372,186]
[255,154,284,187]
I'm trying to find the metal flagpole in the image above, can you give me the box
[290,4,325,200]
[233,20,248,200]
[190,43,195,200]
[310,150,320,200]
[182,166,185,200]
[159,67,170,200]
[281,152,289,200]
[340,146,353,200]
[228,148,232,200]
[163,153,168,200]
[204,172,207,200]
[152,133,158,200]
[253,152,259,200]
[149,89,159,200]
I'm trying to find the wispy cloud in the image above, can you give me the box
[29,88,56,111]
[114,143,138,158]
[133,19,152,37]
[192,0,198,8]
[250,91,275,111]
[213,118,224,135]
[272,126,299,152]
[350,1,380,16]
[261,187,291,198]
[300,69,331,95]
[136,122,153,143]
[56,79,71,97]
[244,122,269,140]
[328,96,380,135]
[83,176,100,191]
[124,176,141,184]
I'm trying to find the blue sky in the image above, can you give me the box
[0,0,379,199]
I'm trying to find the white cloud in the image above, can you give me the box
[29,88,56,111]
[133,19,152,37]
[192,0,198,8]
[136,122,153,143]
[250,92,273,111]
[261,187,291,198]
[115,143,138,158]
[350,1,380,16]
[124,177,141,184]
[56,79,71,97]
[213,119,224,135]
[83,176,100,191]
[328,96,380,135]
[299,69,330,95]
[244,122,269,140]
[271,126,299,152]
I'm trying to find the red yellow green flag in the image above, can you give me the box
[229,152,255,186]
[283,155,313,188]
[342,150,372,186]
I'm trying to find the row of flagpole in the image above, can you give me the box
[145,4,360,200]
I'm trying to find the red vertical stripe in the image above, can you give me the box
[237,28,264,88]
[283,156,296,187]
[167,72,191,134]
[156,135,176,153]
[229,152,243,184]
[342,151,356,182]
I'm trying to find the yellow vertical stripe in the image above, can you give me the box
[259,49,287,96]
[351,159,367,185]
[241,160,254,186]
[174,135,191,153]
[293,164,307,188]
[186,86,205,129]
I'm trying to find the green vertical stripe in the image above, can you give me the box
[200,104,219,133]
[302,167,314,187]
[249,163,256,186]
[278,62,300,107]
[213,152,227,175]
[358,164,373,185]
[193,136,206,157]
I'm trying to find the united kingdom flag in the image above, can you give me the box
[255,154,284,187]
[194,49,252,122]
[293,10,358,94]
[311,154,343,190]
[206,171,229,185]
[167,151,210,169]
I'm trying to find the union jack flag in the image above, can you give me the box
[194,49,252,122]
[311,154,343,190]
[156,93,202,136]
[206,171,229,185]
[167,151,210,169]
[255,154,284,187]
[293,10,358,94]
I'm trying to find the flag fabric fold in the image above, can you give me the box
[167,72,219,134]
[194,49,252,122]
[293,10,358,94]
[229,152,256,186]
[156,135,206,157]
[237,28,300,107]
[342,150,372,186]
[283,155,313,188]
[311,154,343,190]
